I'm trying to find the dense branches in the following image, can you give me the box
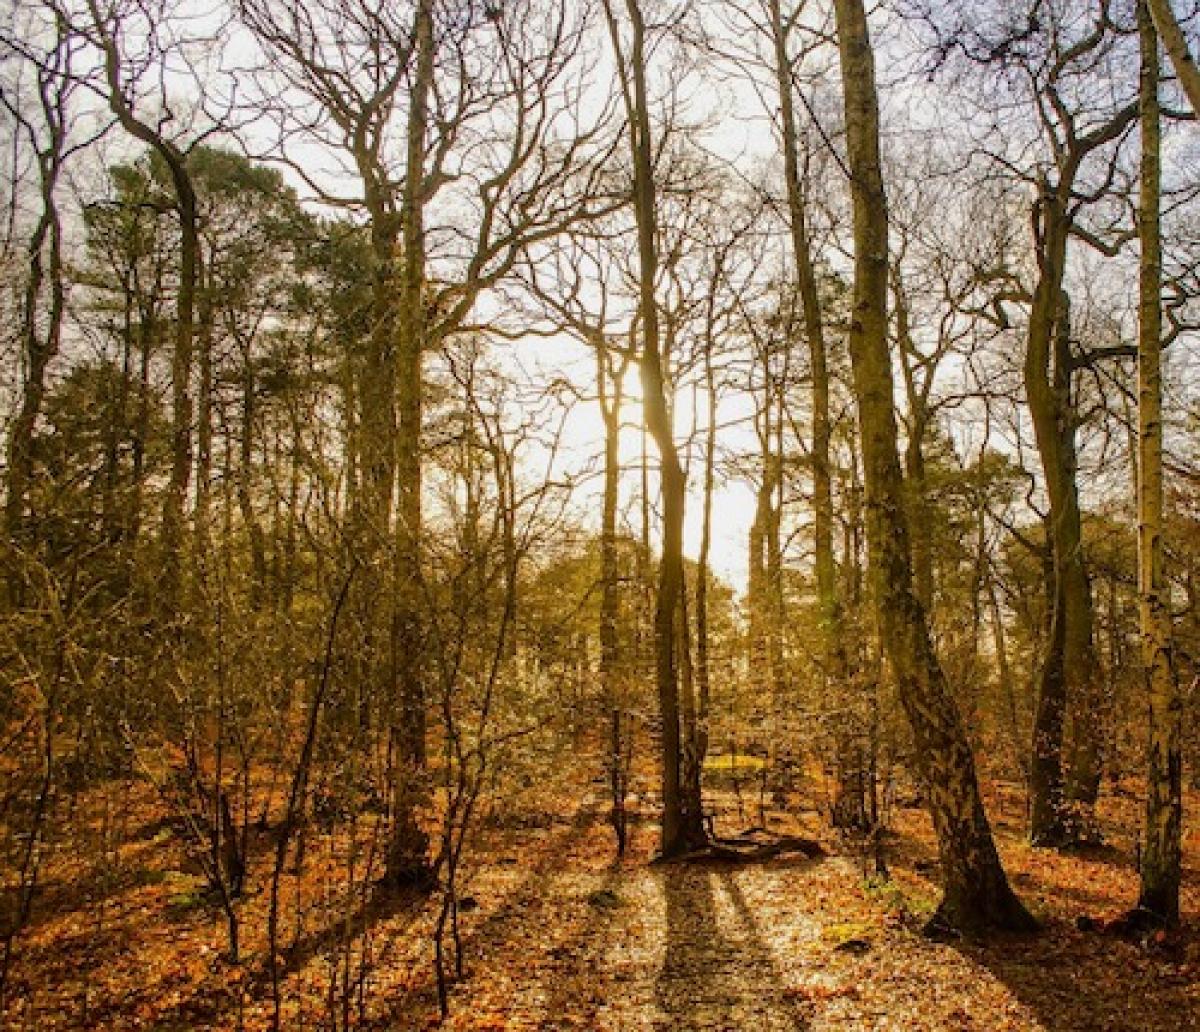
[0,0,1197,1021]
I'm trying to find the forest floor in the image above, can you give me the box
[4,760,1200,1031]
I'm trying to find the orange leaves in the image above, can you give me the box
[784,980,860,1003]
[8,765,1200,1031]
[452,1011,510,1031]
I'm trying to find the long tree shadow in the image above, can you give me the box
[655,863,811,1031]
[371,799,606,1026]
[280,799,605,989]
[2,856,166,938]
[146,800,605,1030]
[955,921,1200,1032]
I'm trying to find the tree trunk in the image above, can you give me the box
[598,347,629,853]
[163,179,197,608]
[1061,303,1104,815]
[748,373,780,743]
[1024,198,1104,843]
[1135,1,1181,924]
[1147,0,1200,114]
[95,26,199,610]
[5,140,66,558]
[386,0,435,886]
[696,336,717,770]
[678,573,704,833]
[237,341,269,600]
[605,0,707,856]
[833,0,1034,933]
[894,268,933,614]
[767,0,857,820]
[988,576,1028,782]
[194,251,215,563]
[129,294,156,550]
[766,392,787,745]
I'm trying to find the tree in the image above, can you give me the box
[833,0,1035,933]
[69,0,214,609]
[1134,0,1181,926]
[517,222,638,852]
[77,157,179,558]
[918,0,1139,844]
[1147,0,1200,113]
[764,0,846,750]
[240,0,437,883]
[244,0,611,883]
[601,0,707,856]
[0,9,94,557]
[1020,19,1140,843]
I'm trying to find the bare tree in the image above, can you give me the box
[919,0,1141,843]
[601,0,708,855]
[0,10,93,554]
[833,0,1035,933]
[243,0,612,883]
[1134,0,1181,927]
[68,0,221,608]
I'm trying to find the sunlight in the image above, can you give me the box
[4,0,1193,1026]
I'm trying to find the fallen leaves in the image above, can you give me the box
[4,768,1200,1030]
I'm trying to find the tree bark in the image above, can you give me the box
[988,576,1027,782]
[605,0,707,856]
[386,0,435,886]
[767,0,858,820]
[1024,205,1104,843]
[893,267,933,614]
[4,52,70,560]
[833,0,1034,933]
[1014,45,1141,841]
[1147,0,1200,114]
[1135,0,1181,924]
[194,250,215,562]
[598,346,629,853]
[748,371,781,745]
[5,167,65,554]
[696,336,716,771]
[237,339,269,598]
[92,16,199,610]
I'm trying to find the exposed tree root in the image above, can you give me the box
[655,828,825,865]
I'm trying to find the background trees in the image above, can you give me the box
[2,0,1199,1023]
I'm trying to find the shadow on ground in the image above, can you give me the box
[958,921,1199,1032]
[654,863,811,1031]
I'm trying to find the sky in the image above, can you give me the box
[514,331,763,594]
[9,0,1192,601]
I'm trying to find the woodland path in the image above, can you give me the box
[386,787,1200,1031]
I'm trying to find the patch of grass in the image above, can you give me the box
[125,865,170,887]
[863,876,935,919]
[820,920,875,944]
[702,754,768,773]
[166,891,206,916]
[163,872,208,917]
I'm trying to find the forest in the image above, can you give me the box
[1,0,1199,1028]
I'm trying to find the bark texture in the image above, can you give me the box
[1136,0,1181,924]
[386,0,435,886]
[1147,0,1200,114]
[833,0,1034,933]
[1024,189,1105,845]
[604,0,707,856]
